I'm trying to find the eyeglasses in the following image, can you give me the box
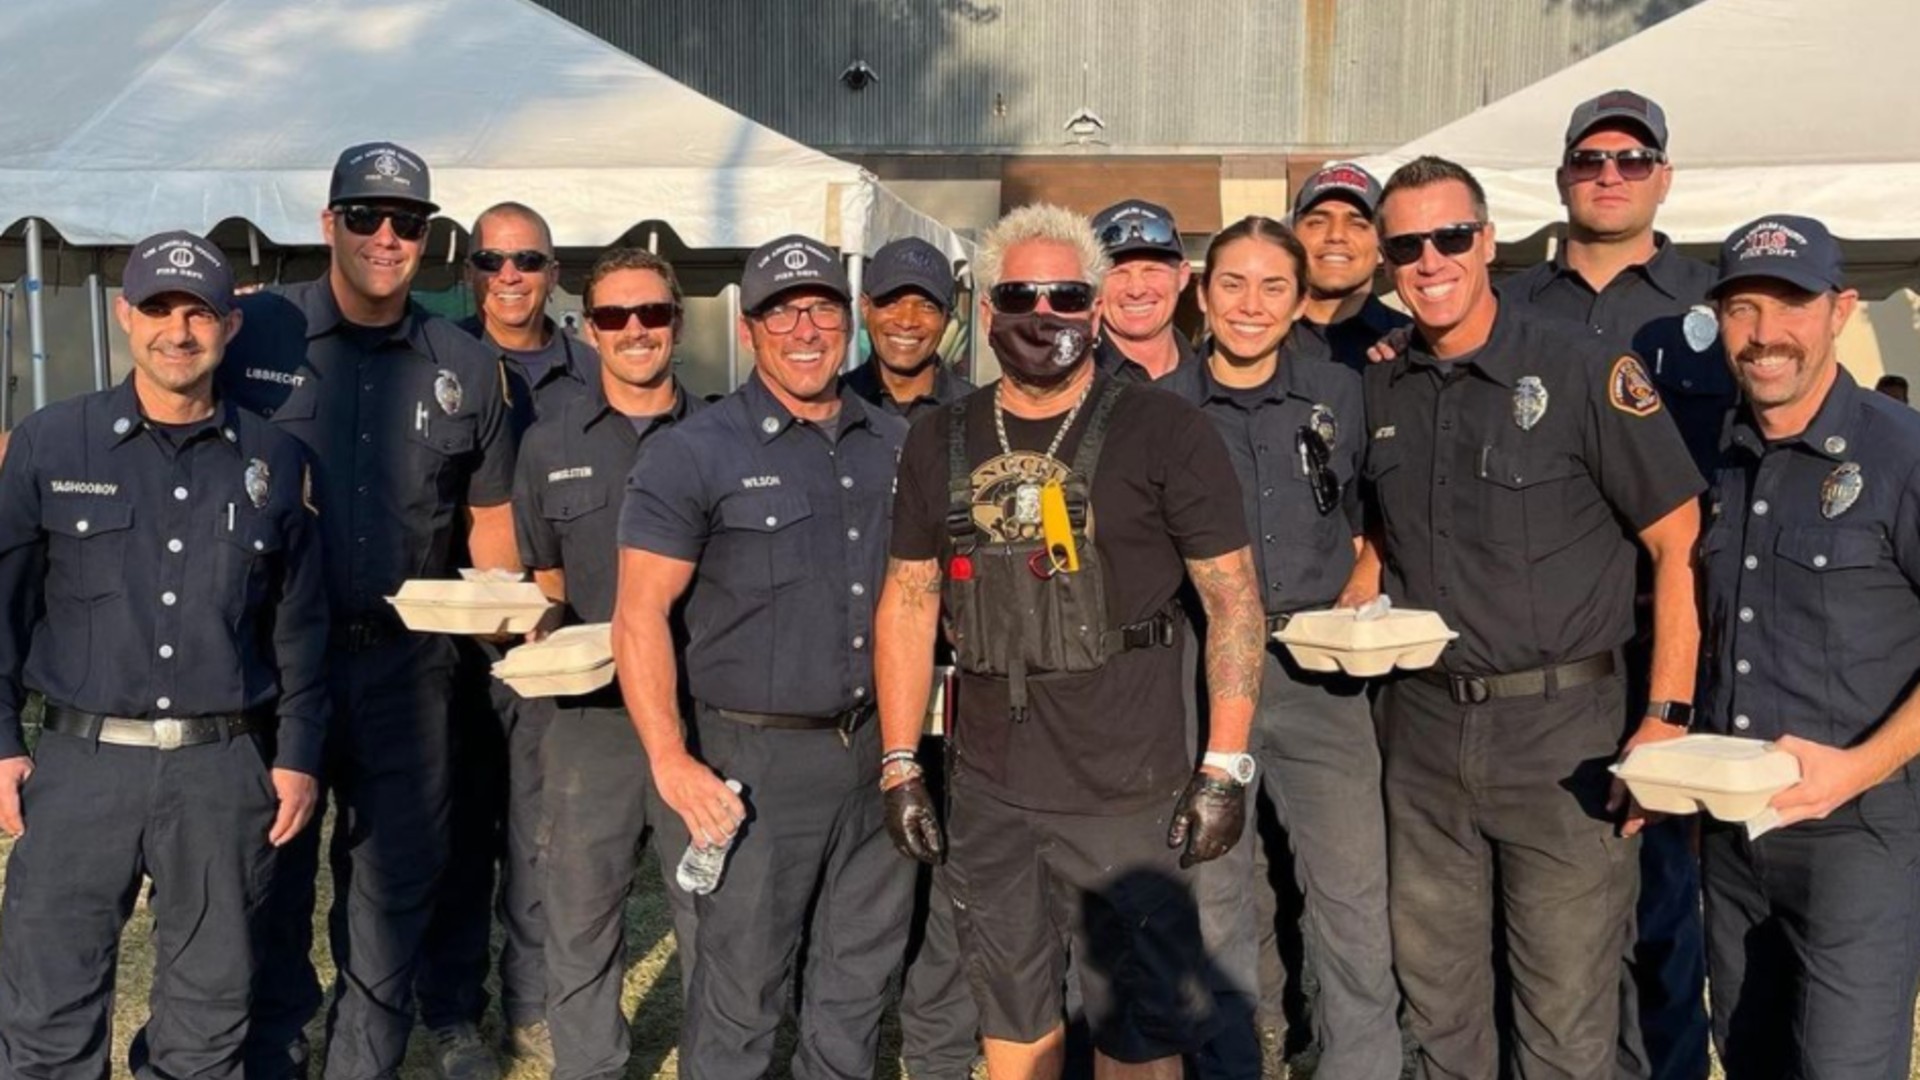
[757,302,848,334]
[1097,217,1178,252]
[586,302,679,332]
[333,204,431,242]
[988,281,1094,315]
[1564,147,1666,183]
[469,249,553,274]
[1295,427,1340,515]
[1380,222,1486,268]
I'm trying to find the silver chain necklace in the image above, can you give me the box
[994,379,1094,528]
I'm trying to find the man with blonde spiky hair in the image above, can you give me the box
[875,204,1265,1080]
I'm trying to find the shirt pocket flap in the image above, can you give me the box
[543,484,609,524]
[1477,445,1582,491]
[1775,526,1883,572]
[409,413,477,456]
[43,495,133,539]
[219,515,286,555]
[719,491,814,534]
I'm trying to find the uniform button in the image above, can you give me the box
[356,536,368,545]
[840,476,854,489]
[1437,476,1448,486]
[363,383,374,392]
[223,427,236,442]
[1257,444,1269,455]
[360,433,372,443]
[162,591,178,606]
[75,519,89,533]
[852,635,867,649]
[1812,554,1828,568]
[157,696,171,711]
[1440,419,1453,431]
[1269,581,1281,591]
[1735,659,1750,674]
[112,417,132,435]
[847,527,861,542]
[357,485,369,495]
[765,516,779,527]
[1263,534,1274,544]
[158,644,174,659]
[167,538,183,554]
[1743,555,1758,570]
[1438,528,1451,539]
[1733,714,1751,731]
[254,540,265,552]
[850,582,866,597]
[1261,487,1274,498]
[1738,606,1753,622]
[1681,379,1694,390]
[853,686,867,698]
[173,486,189,501]
[1753,500,1769,516]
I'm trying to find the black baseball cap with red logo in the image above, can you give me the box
[1710,214,1845,297]
[1565,90,1669,151]
[1292,162,1383,219]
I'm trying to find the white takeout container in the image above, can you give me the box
[387,578,556,635]
[1274,608,1459,677]
[1610,735,1801,822]
[491,624,615,697]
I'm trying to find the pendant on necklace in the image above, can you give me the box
[1014,482,1044,525]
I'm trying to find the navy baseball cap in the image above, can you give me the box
[123,231,235,318]
[1710,215,1846,298]
[740,234,851,313]
[1092,199,1183,260]
[1565,89,1669,151]
[1292,162,1383,218]
[862,237,956,312]
[329,142,439,212]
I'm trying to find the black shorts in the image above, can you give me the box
[942,775,1214,1062]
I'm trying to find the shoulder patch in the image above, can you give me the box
[1608,355,1662,417]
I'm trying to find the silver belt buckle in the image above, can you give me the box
[152,718,186,751]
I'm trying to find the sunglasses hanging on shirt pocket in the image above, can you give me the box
[1295,426,1341,516]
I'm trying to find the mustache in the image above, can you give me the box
[1736,342,1806,366]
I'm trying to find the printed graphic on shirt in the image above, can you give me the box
[970,451,1080,544]
[1608,355,1662,417]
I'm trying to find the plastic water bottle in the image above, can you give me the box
[675,779,744,895]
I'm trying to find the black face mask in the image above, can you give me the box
[989,311,1095,388]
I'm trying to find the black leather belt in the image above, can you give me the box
[715,704,872,747]
[333,614,406,653]
[44,705,262,750]
[1413,652,1617,706]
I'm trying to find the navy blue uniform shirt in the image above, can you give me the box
[1295,294,1412,376]
[456,314,597,440]
[1362,302,1702,675]
[1095,332,1204,403]
[219,279,516,621]
[1700,368,1920,756]
[843,357,974,422]
[1504,237,1732,474]
[1196,338,1365,614]
[514,379,703,624]
[619,373,907,717]
[0,381,331,772]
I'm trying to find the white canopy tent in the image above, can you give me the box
[1356,0,1920,295]
[0,0,969,408]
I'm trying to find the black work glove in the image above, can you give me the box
[884,776,945,865]
[1167,771,1247,869]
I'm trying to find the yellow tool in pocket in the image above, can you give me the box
[1039,479,1080,573]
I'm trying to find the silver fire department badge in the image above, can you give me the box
[1309,404,1337,446]
[1683,305,1718,353]
[1513,376,1549,431]
[244,457,271,509]
[1821,462,1863,520]
[434,369,463,416]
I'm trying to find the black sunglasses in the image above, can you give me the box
[989,281,1094,315]
[586,303,679,332]
[469,249,552,274]
[1564,147,1666,183]
[1380,222,1485,268]
[333,204,431,242]
[1098,217,1178,252]
[1295,427,1340,515]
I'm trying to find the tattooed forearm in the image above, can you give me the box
[1187,547,1265,704]
[886,557,944,615]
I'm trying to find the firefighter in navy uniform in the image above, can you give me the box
[516,247,705,1080]
[223,143,521,1080]
[0,232,328,1080]
[1695,215,1920,1080]
[1289,162,1412,376]
[615,235,914,1080]
[1363,157,1702,1080]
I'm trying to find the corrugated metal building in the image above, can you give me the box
[536,0,1705,230]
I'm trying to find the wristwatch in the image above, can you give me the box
[1646,700,1694,728]
[1202,751,1258,785]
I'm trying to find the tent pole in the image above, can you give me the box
[1,284,14,430]
[87,264,110,392]
[845,254,864,373]
[726,283,741,392]
[24,219,48,411]
[248,224,262,270]
[647,228,659,255]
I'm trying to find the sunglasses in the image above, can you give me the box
[1295,427,1340,516]
[1097,217,1178,252]
[1380,222,1486,268]
[586,302,679,332]
[988,281,1094,315]
[757,302,847,334]
[333,204,431,242]
[469,249,552,274]
[1564,147,1667,183]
